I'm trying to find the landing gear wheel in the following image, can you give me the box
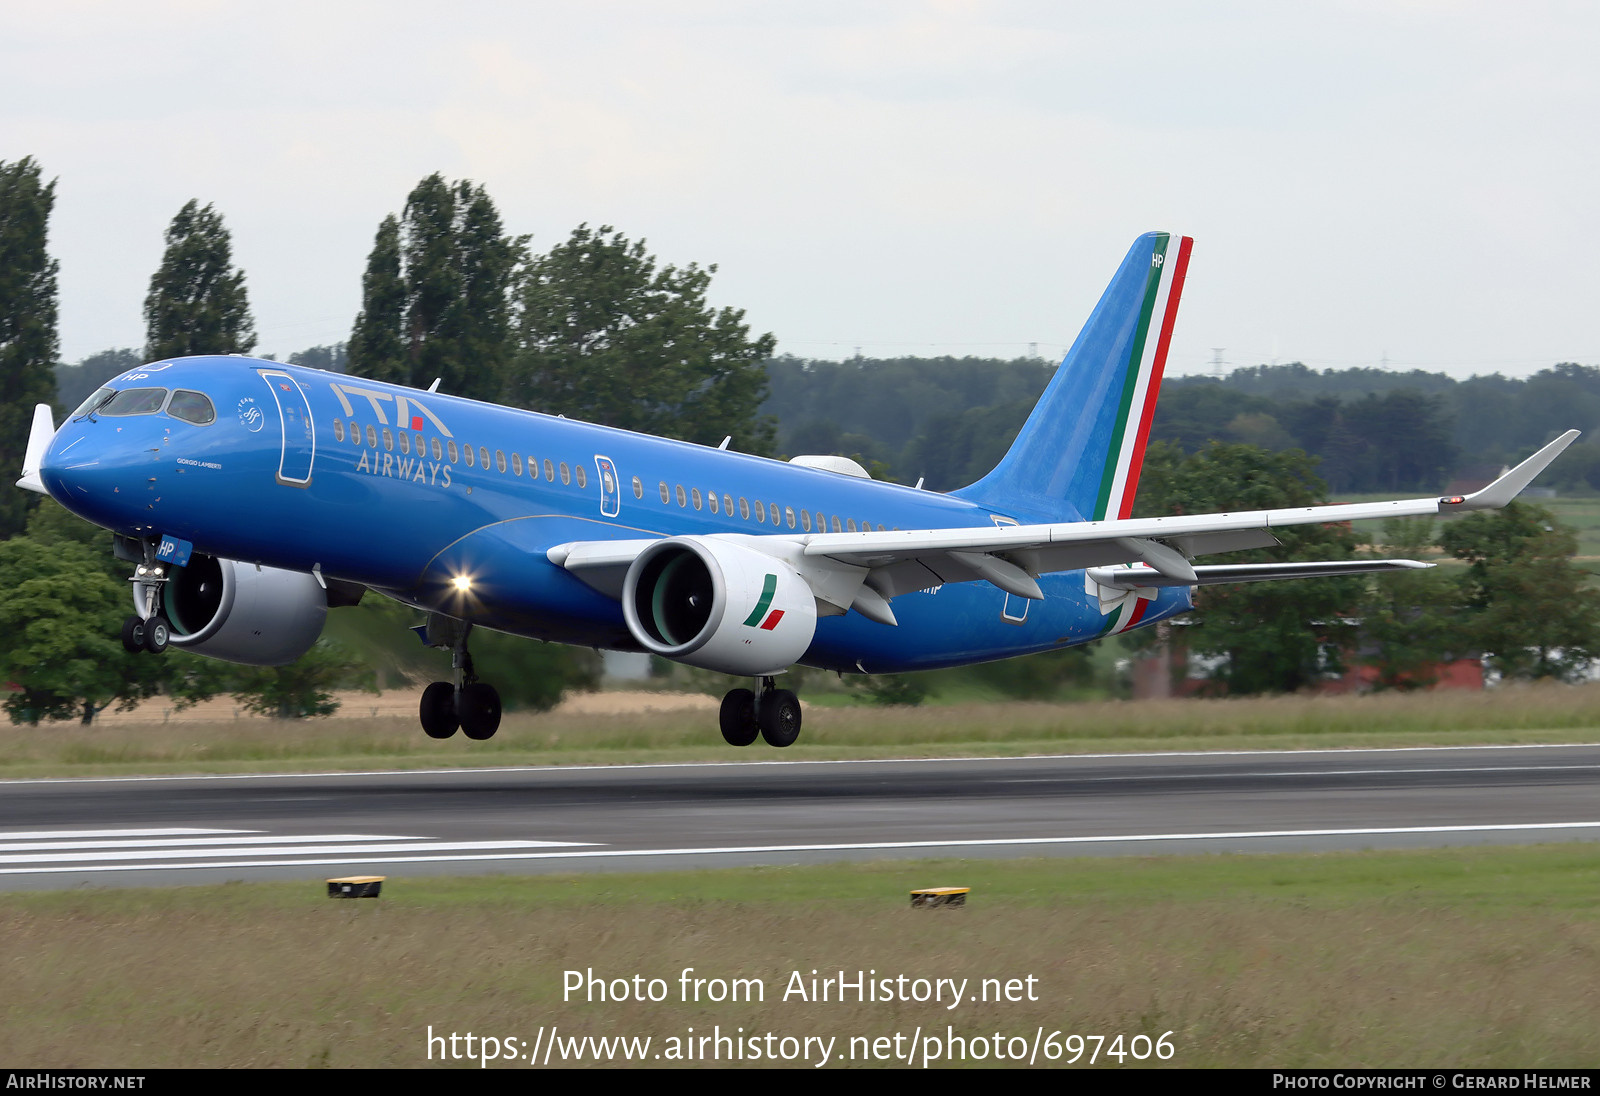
[420,681,459,739]
[719,688,759,746]
[757,688,802,748]
[457,682,502,740]
[142,614,170,654]
[121,616,146,654]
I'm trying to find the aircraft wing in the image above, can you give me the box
[551,429,1576,612]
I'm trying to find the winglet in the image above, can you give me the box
[1449,429,1580,511]
[15,403,55,495]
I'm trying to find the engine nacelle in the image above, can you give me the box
[133,554,328,666]
[621,537,817,676]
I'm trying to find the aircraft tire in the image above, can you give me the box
[757,689,802,748]
[121,616,146,654]
[142,615,171,654]
[719,688,759,746]
[420,681,460,739]
[458,682,502,741]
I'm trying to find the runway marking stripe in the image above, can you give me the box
[0,833,425,853]
[0,828,256,839]
[4,821,1598,875]
[0,839,596,866]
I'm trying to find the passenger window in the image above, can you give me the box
[675,485,686,507]
[448,440,459,463]
[479,446,490,468]
[333,420,345,442]
[496,450,506,473]
[739,497,750,520]
[785,507,796,529]
[877,523,886,531]
[708,491,720,515]
[660,482,670,503]
[168,390,215,425]
[414,433,423,454]
[575,465,587,488]
[367,425,378,448]
[350,421,360,444]
[432,437,443,461]
[560,462,571,485]
[633,476,644,499]
[544,459,555,481]
[754,501,765,523]
[847,519,857,531]
[831,516,842,532]
[98,388,167,416]
[526,455,537,478]
[692,488,703,510]
[768,503,780,524]
[800,510,811,532]
[512,453,523,476]
[466,445,478,467]
[723,494,733,515]
[399,432,410,455]
[382,428,394,452]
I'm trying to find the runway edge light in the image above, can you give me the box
[910,886,969,909]
[327,875,385,899]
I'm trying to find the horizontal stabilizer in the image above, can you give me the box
[15,403,55,495]
[1087,559,1432,590]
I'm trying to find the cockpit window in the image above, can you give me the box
[71,387,116,419]
[97,388,168,417]
[167,390,216,425]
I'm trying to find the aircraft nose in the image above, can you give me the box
[38,420,160,533]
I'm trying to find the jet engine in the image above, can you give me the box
[133,554,328,665]
[621,537,817,676]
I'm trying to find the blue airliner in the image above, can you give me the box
[16,233,1577,746]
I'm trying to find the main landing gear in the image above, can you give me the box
[419,622,502,741]
[719,676,802,748]
[120,543,171,655]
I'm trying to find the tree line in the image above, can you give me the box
[3,152,1598,722]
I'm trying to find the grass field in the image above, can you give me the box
[6,681,1600,778]
[3,845,1597,1068]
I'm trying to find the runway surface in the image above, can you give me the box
[2,743,1599,890]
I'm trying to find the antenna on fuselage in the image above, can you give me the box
[915,477,925,490]
[427,378,441,393]
[718,436,731,450]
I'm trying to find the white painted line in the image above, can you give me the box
[1000,763,1600,784]
[0,834,424,853]
[3,821,1597,875]
[0,828,256,840]
[0,839,597,866]
[2,742,1597,786]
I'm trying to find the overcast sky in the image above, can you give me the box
[5,1,1597,378]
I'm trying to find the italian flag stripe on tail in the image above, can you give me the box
[1092,233,1193,521]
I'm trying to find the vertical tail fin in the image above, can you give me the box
[952,232,1191,522]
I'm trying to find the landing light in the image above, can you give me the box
[452,575,473,592]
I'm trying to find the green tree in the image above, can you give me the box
[226,639,370,720]
[1438,502,1600,681]
[348,177,525,401]
[1133,441,1364,694]
[0,156,60,540]
[0,537,163,724]
[511,224,776,453]
[347,214,407,384]
[1357,518,1467,690]
[143,200,256,360]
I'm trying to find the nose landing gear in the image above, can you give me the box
[120,545,171,654]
